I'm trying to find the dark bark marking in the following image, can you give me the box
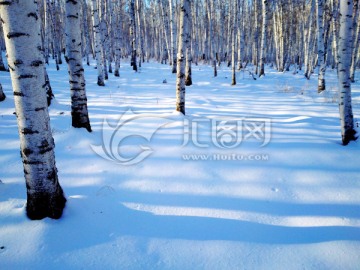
[19,75,35,79]
[23,148,34,157]
[14,59,23,66]
[23,160,42,165]
[31,60,43,67]
[66,0,78,4]
[27,12,38,20]
[35,107,46,112]
[0,1,11,6]
[22,128,39,135]
[13,91,24,96]
[7,32,30,39]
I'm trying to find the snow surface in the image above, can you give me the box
[1,59,360,269]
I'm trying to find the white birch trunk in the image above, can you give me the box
[330,0,339,68]
[81,0,91,66]
[90,0,105,85]
[185,1,192,86]
[231,0,237,85]
[44,0,51,64]
[136,0,144,66]
[65,0,92,132]
[169,0,177,73]
[207,0,217,77]
[253,0,259,74]
[350,4,360,82]
[0,0,66,219]
[237,0,244,70]
[316,0,326,92]
[259,0,268,77]
[305,0,315,79]
[114,0,122,77]
[129,0,138,71]
[176,0,190,114]
[100,1,109,80]
[338,0,357,145]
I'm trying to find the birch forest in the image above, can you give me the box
[0,0,359,221]
[0,0,354,83]
[24,0,357,144]
[24,0,356,78]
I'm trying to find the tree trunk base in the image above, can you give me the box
[97,77,105,86]
[259,69,265,77]
[0,92,6,102]
[26,186,66,220]
[72,115,92,132]
[342,128,357,146]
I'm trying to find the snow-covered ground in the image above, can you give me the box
[1,59,360,269]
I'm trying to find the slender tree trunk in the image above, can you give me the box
[44,67,54,106]
[130,0,138,71]
[43,0,50,65]
[185,1,192,86]
[305,0,315,79]
[100,1,109,80]
[253,0,259,74]
[82,0,91,66]
[114,0,122,77]
[237,0,244,70]
[91,0,105,86]
[0,0,66,220]
[259,0,268,77]
[65,0,92,132]
[207,0,217,77]
[330,0,339,68]
[338,0,357,145]
[169,0,177,73]
[136,0,144,67]
[316,0,326,92]
[231,0,237,85]
[350,2,360,82]
[176,0,190,115]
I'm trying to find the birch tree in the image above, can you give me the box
[338,0,357,145]
[259,0,268,77]
[169,0,176,73]
[350,0,360,82]
[176,0,190,114]
[136,0,144,66]
[316,0,326,92]
[130,0,138,71]
[204,0,217,77]
[65,0,92,132]
[185,1,192,86]
[231,0,237,85]
[114,0,122,77]
[0,0,66,219]
[91,0,105,86]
